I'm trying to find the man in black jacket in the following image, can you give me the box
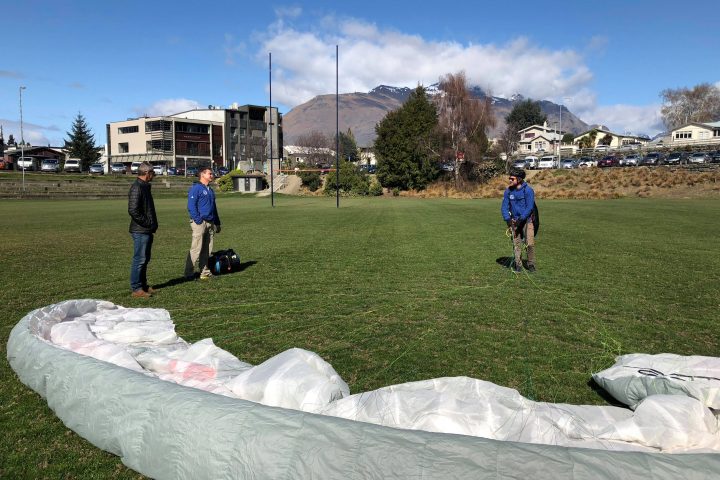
[128,162,158,297]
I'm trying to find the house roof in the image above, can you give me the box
[672,120,720,131]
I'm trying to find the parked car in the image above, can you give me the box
[594,145,610,152]
[16,156,37,171]
[523,156,538,169]
[186,166,199,177]
[689,152,710,164]
[153,164,166,175]
[577,157,597,168]
[597,155,621,168]
[40,158,60,173]
[130,162,142,174]
[64,158,82,173]
[640,152,664,166]
[89,163,104,175]
[537,155,557,169]
[665,152,687,165]
[623,154,641,166]
[174,167,185,176]
[167,167,178,176]
[711,150,720,163]
[110,163,127,174]
[513,158,529,169]
[217,166,230,176]
[559,157,577,169]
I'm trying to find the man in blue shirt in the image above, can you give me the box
[184,166,221,280]
[501,168,537,273]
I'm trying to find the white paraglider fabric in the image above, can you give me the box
[18,300,720,453]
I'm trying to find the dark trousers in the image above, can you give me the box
[130,233,153,291]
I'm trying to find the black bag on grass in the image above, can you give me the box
[208,249,241,275]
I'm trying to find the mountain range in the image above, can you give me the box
[281,85,589,148]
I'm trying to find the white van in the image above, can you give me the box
[16,156,37,171]
[64,158,82,173]
[538,156,557,169]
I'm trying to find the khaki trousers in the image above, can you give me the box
[184,221,215,277]
[512,220,536,268]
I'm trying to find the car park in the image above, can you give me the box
[597,155,621,168]
[186,166,199,177]
[167,167,178,176]
[665,152,687,165]
[513,158,529,169]
[40,158,60,173]
[537,156,557,169]
[523,156,538,169]
[89,163,104,175]
[622,154,641,166]
[640,153,664,165]
[64,159,82,173]
[153,164,166,176]
[689,152,710,164]
[130,162,142,174]
[110,163,127,174]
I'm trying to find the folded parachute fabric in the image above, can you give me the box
[8,300,720,479]
[592,353,720,409]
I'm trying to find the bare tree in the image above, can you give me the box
[436,71,496,187]
[295,130,333,167]
[660,83,720,131]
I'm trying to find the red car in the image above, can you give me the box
[597,155,621,168]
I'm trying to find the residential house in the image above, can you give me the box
[517,122,563,155]
[573,127,649,150]
[669,121,720,147]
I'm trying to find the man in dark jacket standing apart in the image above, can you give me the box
[184,166,221,280]
[501,168,537,273]
[128,161,158,297]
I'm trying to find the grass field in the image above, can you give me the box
[2,194,719,478]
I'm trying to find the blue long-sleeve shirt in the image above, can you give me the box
[187,182,220,225]
[501,182,535,222]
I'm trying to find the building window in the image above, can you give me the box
[675,131,691,139]
[698,131,708,139]
[146,140,173,152]
[145,120,172,132]
[533,141,546,150]
[175,123,208,134]
[524,132,535,139]
[118,125,139,134]
[714,129,720,137]
[118,143,129,153]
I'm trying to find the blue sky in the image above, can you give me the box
[2,0,718,146]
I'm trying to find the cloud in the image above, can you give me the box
[274,6,301,18]
[580,103,665,136]
[0,119,61,146]
[257,16,594,109]
[586,36,608,55]
[134,98,203,117]
[0,70,23,79]
[224,34,246,66]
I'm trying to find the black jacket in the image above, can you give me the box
[128,178,158,234]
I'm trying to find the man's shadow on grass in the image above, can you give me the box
[496,256,531,269]
[152,261,257,290]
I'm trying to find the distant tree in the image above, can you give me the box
[7,134,16,146]
[296,130,332,167]
[660,83,720,130]
[335,129,359,162]
[374,86,440,191]
[500,99,547,157]
[323,159,369,196]
[562,133,575,144]
[600,133,613,146]
[64,113,100,170]
[435,71,496,187]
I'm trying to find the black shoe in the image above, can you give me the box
[512,264,522,273]
[527,264,536,273]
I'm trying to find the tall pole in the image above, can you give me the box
[335,45,339,208]
[19,86,26,193]
[269,52,274,207]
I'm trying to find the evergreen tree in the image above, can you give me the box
[65,113,100,170]
[374,86,440,191]
[335,129,360,163]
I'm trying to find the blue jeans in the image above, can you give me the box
[130,233,153,291]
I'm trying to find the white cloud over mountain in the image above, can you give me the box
[134,98,203,117]
[256,11,667,135]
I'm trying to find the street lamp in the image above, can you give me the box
[19,86,26,192]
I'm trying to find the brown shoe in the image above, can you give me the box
[144,286,157,294]
[131,289,152,298]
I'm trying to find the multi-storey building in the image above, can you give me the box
[106,104,282,172]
